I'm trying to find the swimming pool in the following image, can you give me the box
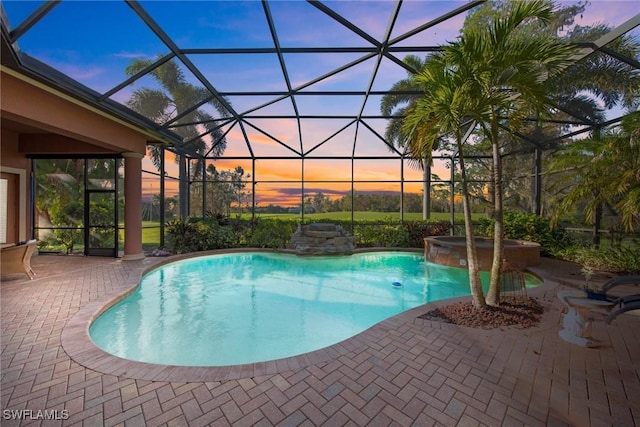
[89,251,542,366]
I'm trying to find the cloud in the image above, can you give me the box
[112,51,152,60]
[275,187,346,197]
[576,1,639,28]
[59,64,105,82]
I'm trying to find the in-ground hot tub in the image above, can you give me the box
[424,236,540,270]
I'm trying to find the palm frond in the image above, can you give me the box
[126,88,172,123]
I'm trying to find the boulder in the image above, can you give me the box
[288,223,357,255]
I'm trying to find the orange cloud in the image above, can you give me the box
[140,132,453,207]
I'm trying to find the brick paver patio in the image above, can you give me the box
[1,252,639,426]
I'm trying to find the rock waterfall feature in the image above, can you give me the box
[288,223,357,255]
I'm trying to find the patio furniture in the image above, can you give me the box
[605,294,640,324]
[601,275,640,294]
[557,290,613,347]
[595,275,640,324]
[1,240,37,279]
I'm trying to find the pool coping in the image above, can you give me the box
[61,248,560,382]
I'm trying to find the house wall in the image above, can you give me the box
[1,129,28,169]
[1,71,148,154]
[1,69,158,258]
[1,129,30,243]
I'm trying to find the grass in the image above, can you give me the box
[239,211,476,221]
[136,212,477,222]
[112,222,163,250]
[141,222,162,248]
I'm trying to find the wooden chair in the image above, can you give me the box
[1,240,37,279]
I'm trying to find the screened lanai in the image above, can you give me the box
[1,0,639,254]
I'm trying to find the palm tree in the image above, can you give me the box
[615,113,640,231]
[456,0,575,305]
[549,111,640,232]
[553,23,640,114]
[463,0,640,250]
[125,57,230,218]
[464,1,639,209]
[380,55,437,219]
[380,55,427,143]
[401,52,486,308]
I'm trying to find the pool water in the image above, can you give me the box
[89,252,542,366]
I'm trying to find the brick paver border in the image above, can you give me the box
[64,248,550,382]
[2,251,639,426]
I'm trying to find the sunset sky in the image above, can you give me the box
[3,0,637,206]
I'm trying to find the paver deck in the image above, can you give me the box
[1,252,639,426]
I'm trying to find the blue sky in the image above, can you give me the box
[3,0,638,205]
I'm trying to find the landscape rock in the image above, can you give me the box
[288,223,357,256]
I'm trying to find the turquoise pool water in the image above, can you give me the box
[89,252,542,366]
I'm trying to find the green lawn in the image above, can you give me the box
[242,211,476,221]
[141,222,161,248]
[136,212,478,222]
[118,222,162,250]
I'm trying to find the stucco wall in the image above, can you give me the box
[0,129,28,170]
[1,69,156,255]
[1,71,147,155]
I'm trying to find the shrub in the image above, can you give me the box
[354,220,451,248]
[205,222,237,250]
[474,217,494,237]
[355,223,408,247]
[570,244,640,274]
[88,199,116,248]
[165,217,236,253]
[475,212,571,256]
[405,221,452,247]
[51,201,84,254]
[165,218,197,254]
[246,218,297,249]
[166,216,452,252]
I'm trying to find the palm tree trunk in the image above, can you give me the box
[486,161,494,216]
[178,155,189,219]
[423,158,431,220]
[457,140,486,309]
[487,113,504,306]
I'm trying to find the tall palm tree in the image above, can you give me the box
[457,0,575,305]
[380,55,427,143]
[380,55,436,219]
[553,23,640,113]
[545,24,639,233]
[401,52,486,308]
[549,111,640,232]
[463,1,639,213]
[463,0,639,250]
[125,57,230,218]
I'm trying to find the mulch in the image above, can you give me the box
[418,296,545,329]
